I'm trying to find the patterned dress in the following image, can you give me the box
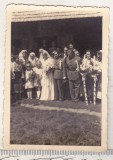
[25,70,34,89]
[13,62,23,94]
[33,67,42,88]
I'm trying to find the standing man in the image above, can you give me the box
[74,50,81,61]
[74,50,83,97]
[63,47,68,58]
[63,50,81,102]
[53,51,63,101]
[62,47,70,100]
[95,50,102,100]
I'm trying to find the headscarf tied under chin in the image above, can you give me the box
[28,52,38,67]
[19,50,27,59]
[18,50,27,65]
[29,52,36,57]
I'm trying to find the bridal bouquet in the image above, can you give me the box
[80,59,94,81]
[91,56,102,76]
[94,61,102,73]
[44,59,55,74]
[80,58,94,73]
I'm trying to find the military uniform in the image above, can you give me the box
[63,57,80,101]
[53,58,63,100]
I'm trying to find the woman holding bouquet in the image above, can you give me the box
[40,50,55,100]
[80,50,94,104]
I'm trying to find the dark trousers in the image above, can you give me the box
[62,80,70,100]
[69,80,80,100]
[54,79,63,100]
[86,74,93,101]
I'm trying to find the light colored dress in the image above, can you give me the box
[95,59,102,99]
[25,70,34,89]
[40,58,55,100]
[33,67,42,88]
[28,57,39,67]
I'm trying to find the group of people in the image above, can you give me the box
[11,44,102,105]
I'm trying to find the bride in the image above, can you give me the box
[40,50,55,100]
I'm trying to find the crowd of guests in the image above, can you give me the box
[11,44,102,105]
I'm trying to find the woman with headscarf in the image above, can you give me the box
[40,50,55,100]
[18,50,28,98]
[28,52,39,67]
[19,50,28,66]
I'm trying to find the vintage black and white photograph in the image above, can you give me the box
[4,5,108,150]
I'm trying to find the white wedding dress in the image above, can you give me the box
[40,58,55,100]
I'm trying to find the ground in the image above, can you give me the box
[10,99,101,146]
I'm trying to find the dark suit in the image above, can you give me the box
[62,57,70,99]
[53,58,63,100]
[63,56,81,101]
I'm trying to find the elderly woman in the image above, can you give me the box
[19,50,28,66]
[18,50,28,98]
[28,52,39,67]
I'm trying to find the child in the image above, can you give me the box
[33,61,42,99]
[13,57,23,101]
[25,62,34,99]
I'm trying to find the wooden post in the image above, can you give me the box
[82,75,88,106]
[93,76,97,105]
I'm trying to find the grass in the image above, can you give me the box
[10,99,101,146]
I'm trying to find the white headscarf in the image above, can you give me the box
[19,50,27,65]
[19,50,27,58]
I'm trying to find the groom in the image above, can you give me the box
[53,51,63,101]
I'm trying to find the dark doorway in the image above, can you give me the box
[11,17,102,56]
